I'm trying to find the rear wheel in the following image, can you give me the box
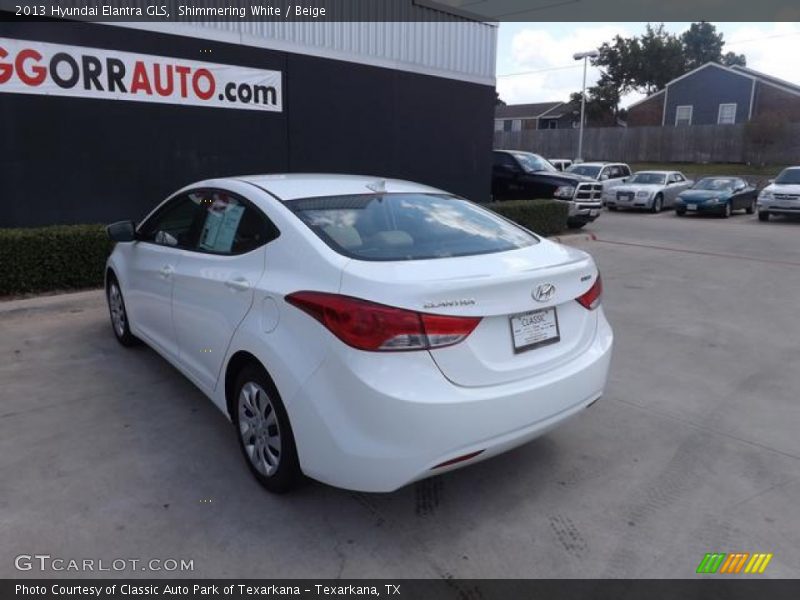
[651,195,663,213]
[746,199,755,215]
[758,210,770,222]
[106,277,139,347]
[234,364,302,493]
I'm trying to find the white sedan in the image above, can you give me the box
[105,174,613,493]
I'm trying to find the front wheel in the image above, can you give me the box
[722,203,732,218]
[758,210,770,222]
[608,206,619,212]
[567,221,587,230]
[107,278,139,347]
[746,199,755,215]
[651,195,663,213]
[234,365,302,493]
[675,209,686,217]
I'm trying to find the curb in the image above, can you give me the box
[548,232,597,244]
[0,288,104,316]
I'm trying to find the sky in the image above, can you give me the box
[495,22,800,108]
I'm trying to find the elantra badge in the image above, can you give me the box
[532,283,556,303]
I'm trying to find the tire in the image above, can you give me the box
[567,221,587,230]
[608,206,619,211]
[650,194,663,213]
[106,276,140,347]
[233,364,302,493]
[746,199,755,215]
[675,209,686,217]
[758,210,770,222]
[722,203,731,218]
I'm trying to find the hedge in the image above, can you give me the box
[0,224,112,296]
[482,199,570,237]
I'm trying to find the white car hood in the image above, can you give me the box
[763,183,800,195]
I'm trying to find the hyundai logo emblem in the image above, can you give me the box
[532,283,556,303]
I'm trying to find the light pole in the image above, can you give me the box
[573,50,599,163]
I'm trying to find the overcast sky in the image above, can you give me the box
[495,22,800,108]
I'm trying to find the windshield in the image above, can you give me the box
[567,165,602,178]
[288,193,538,261]
[629,173,666,185]
[693,178,736,191]
[775,168,800,184]
[512,153,557,173]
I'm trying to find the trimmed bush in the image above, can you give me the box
[0,224,112,296]
[482,199,569,237]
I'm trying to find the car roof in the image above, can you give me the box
[223,173,446,201]
[633,170,673,175]
[573,162,611,167]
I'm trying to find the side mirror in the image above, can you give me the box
[107,220,137,242]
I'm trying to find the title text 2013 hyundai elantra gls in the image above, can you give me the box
[105,174,613,493]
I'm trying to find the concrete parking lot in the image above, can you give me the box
[1,211,799,579]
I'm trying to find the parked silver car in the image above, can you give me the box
[607,171,693,212]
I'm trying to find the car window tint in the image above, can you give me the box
[138,194,204,248]
[493,153,517,169]
[194,190,277,255]
[288,193,538,261]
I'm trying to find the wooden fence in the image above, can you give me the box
[493,123,800,165]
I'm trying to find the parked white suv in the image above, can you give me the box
[757,167,800,221]
[568,162,632,204]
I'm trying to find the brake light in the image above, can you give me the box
[285,291,481,352]
[576,275,602,310]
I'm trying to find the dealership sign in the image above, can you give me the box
[0,37,282,112]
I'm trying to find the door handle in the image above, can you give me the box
[159,265,174,278]
[225,277,251,292]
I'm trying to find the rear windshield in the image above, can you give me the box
[775,168,800,184]
[288,193,538,261]
[568,165,601,178]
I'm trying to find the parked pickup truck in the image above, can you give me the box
[567,162,632,204]
[491,150,603,229]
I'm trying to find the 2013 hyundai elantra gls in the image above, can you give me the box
[105,174,613,493]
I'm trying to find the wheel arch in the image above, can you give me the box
[225,350,272,420]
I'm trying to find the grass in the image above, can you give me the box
[629,162,787,178]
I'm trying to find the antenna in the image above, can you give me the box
[366,179,387,193]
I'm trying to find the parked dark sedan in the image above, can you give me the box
[674,177,757,218]
[492,150,603,228]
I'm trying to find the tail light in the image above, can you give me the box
[285,291,481,352]
[576,275,603,310]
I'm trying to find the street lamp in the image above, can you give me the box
[573,50,599,163]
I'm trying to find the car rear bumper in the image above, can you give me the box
[287,309,614,492]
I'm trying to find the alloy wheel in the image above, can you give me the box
[108,283,127,338]
[238,382,282,477]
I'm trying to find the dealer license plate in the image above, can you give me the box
[510,308,560,353]
[589,209,599,216]
[687,204,697,211]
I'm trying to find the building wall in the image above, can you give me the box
[664,65,752,126]
[0,21,495,227]
[752,82,800,122]
[627,94,664,127]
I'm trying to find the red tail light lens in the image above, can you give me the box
[285,291,481,352]
[576,275,603,310]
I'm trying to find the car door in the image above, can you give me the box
[171,188,278,393]
[492,152,523,200]
[127,193,204,360]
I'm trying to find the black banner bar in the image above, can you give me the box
[4,580,800,600]
[1,0,800,22]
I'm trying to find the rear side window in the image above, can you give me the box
[287,193,538,261]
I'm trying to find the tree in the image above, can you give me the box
[587,22,747,117]
[495,91,505,107]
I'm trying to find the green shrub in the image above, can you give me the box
[0,224,112,296]
[482,199,569,237]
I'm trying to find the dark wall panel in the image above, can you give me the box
[1,21,494,228]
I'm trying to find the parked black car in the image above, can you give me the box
[491,150,603,228]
